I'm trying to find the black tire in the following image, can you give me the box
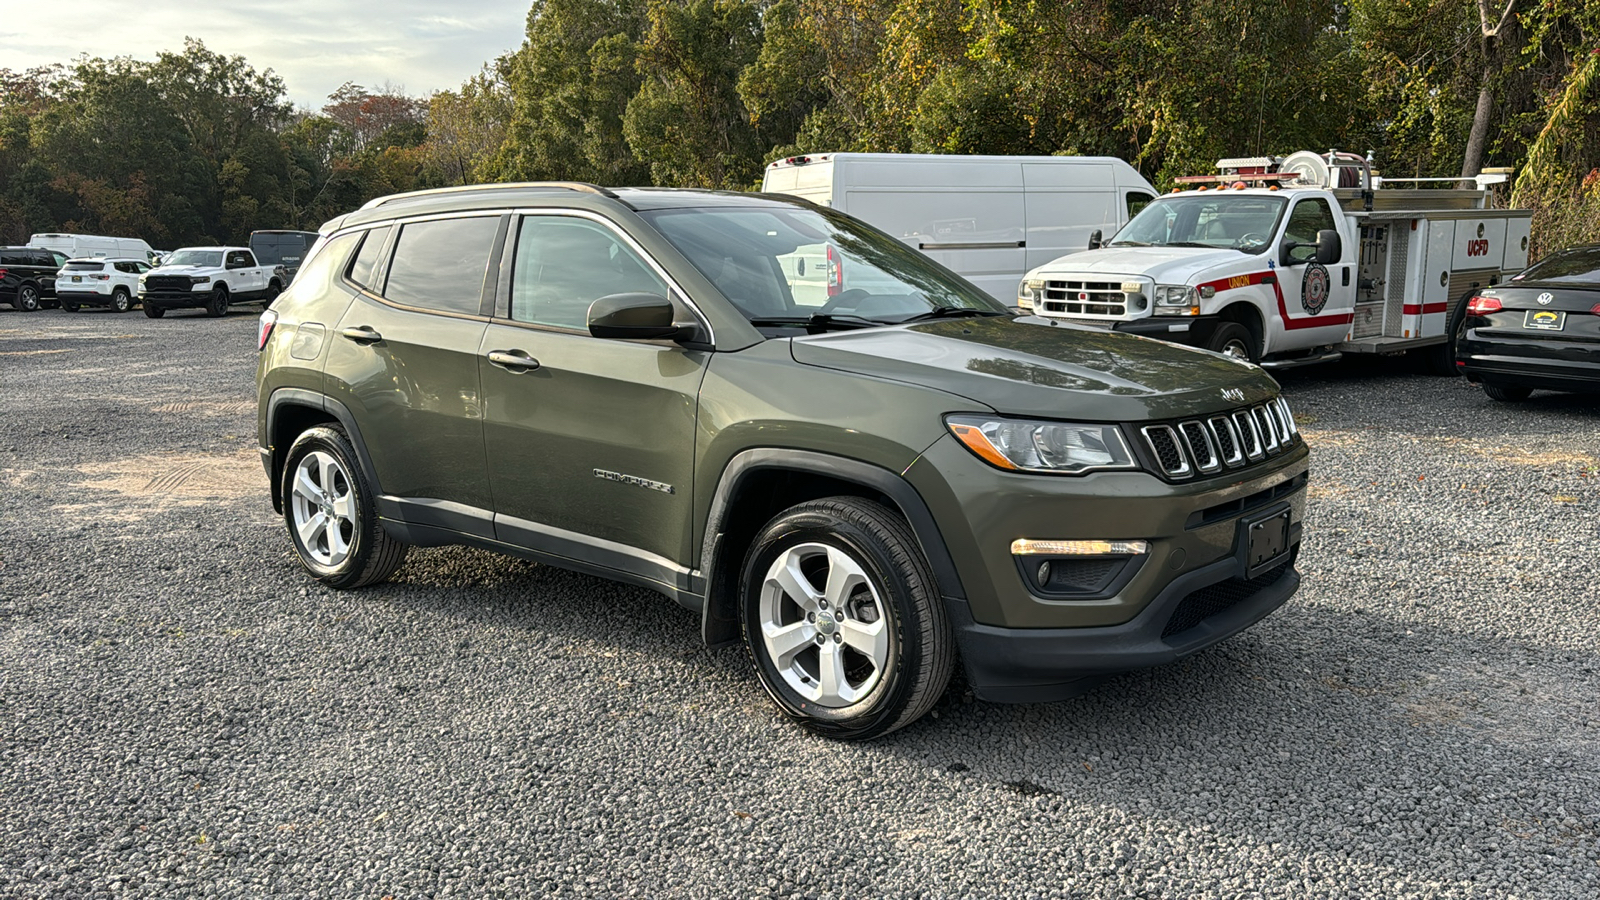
[142,303,165,318]
[740,497,953,740]
[263,280,282,305]
[1483,383,1533,402]
[110,288,132,313]
[61,300,80,313]
[1206,321,1258,363]
[281,424,409,589]
[1423,290,1477,376]
[14,284,40,311]
[205,285,230,317]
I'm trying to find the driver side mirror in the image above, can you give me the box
[1088,229,1103,251]
[588,292,697,341]
[1314,228,1341,266]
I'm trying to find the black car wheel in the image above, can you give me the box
[110,288,132,313]
[15,284,40,311]
[1206,322,1258,363]
[205,286,230,318]
[281,425,409,589]
[61,300,80,313]
[142,303,165,318]
[740,497,953,740]
[1483,383,1533,402]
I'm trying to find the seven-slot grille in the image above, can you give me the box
[1041,279,1127,317]
[1138,398,1298,480]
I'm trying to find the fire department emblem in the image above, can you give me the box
[1301,263,1330,315]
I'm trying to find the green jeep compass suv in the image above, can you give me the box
[256,183,1309,739]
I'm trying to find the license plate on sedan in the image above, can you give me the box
[1524,310,1566,331]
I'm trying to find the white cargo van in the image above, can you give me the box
[29,233,157,264]
[761,153,1158,302]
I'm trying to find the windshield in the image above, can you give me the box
[164,249,223,267]
[1513,247,1600,283]
[1111,195,1288,253]
[641,205,1006,328]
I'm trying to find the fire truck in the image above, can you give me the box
[1016,150,1532,370]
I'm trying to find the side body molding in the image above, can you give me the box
[699,448,966,648]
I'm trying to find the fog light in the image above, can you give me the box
[1011,539,1149,556]
[1037,561,1051,583]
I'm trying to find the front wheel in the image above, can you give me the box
[1206,321,1258,363]
[142,302,165,318]
[61,300,80,313]
[281,425,409,589]
[205,286,229,317]
[110,288,132,313]
[1483,383,1533,402]
[740,497,953,740]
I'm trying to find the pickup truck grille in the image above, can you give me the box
[144,275,193,292]
[1138,399,1299,481]
[1041,280,1126,317]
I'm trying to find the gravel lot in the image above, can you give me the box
[2,306,1597,899]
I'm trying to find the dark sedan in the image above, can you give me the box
[1456,245,1600,401]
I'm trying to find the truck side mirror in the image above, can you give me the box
[1315,229,1341,266]
[1088,229,1103,251]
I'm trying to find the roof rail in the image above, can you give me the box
[358,182,628,211]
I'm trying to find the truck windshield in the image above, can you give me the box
[164,249,224,267]
[1111,196,1288,253]
[641,205,1007,328]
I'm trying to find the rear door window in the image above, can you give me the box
[382,216,500,316]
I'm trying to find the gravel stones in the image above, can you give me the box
[2,310,1596,897]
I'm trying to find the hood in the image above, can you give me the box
[789,316,1279,422]
[1028,246,1255,287]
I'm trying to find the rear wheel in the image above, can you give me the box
[110,288,132,313]
[15,284,40,311]
[282,425,409,589]
[1483,383,1533,402]
[740,497,953,740]
[1206,321,1257,363]
[205,285,229,317]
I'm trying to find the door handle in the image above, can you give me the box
[341,326,382,343]
[486,350,540,371]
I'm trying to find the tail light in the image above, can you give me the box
[1465,295,1502,316]
[0,268,8,279]
[91,273,110,280]
[257,310,278,351]
[825,244,842,297]
[1591,302,1600,316]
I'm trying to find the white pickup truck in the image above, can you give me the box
[138,246,285,318]
[1017,150,1531,372]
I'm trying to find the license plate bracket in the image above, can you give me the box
[1240,508,1292,578]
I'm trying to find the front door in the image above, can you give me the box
[1271,197,1356,350]
[479,212,708,583]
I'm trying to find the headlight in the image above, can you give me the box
[946,415,1137,474]
[1153,284,1199,316]
[190,275,211,285]
[1017,278,1046,309]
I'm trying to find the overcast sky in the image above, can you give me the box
[0,0,530,109]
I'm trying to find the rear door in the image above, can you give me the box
[323,215,505,534]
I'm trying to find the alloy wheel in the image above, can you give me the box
[757,542,890,708]
[289,450,357,567]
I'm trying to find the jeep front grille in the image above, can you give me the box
[1041,280,1127,317]
[1140,400,1299,480]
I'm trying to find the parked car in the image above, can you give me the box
[55,257,152,312]
[0,245,67,311]
[139,246,284,317]
[249,230,320,283]
[257,183,1308,740]
[1456,244,1600,401]
[761,153,1159,303]
[30,232,158,265]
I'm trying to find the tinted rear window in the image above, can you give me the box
[382,217,499,315]
[1514,247,1600,283]
[64,261,105,271]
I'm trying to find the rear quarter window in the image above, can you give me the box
[347,226,393,291]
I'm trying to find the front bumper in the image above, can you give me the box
[1457,331,1600,394]
[140,289,209,307]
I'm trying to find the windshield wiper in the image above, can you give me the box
[1108,240,1149,247]
[898,306,1008,323]
[1164,241,1213,249]
[747,314,883,332]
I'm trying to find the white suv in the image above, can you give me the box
[56,258,152,313]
